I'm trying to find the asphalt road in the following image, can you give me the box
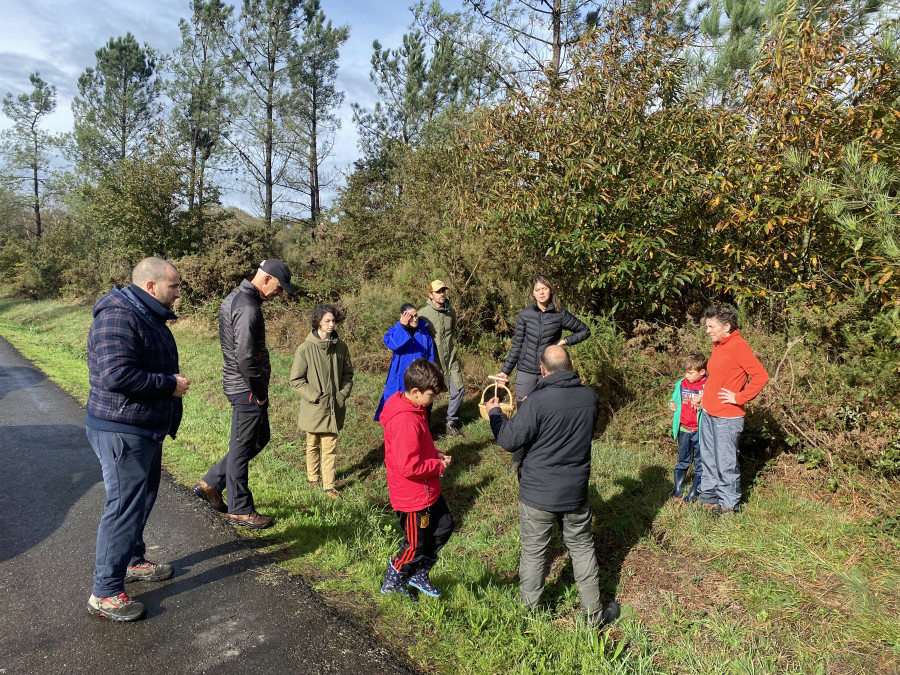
[0,336,414,675]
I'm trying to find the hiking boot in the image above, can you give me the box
[408,561,441,598]
[594,600,622,626]
[445,423,461,438]
[228,511,273,529]
[193,480,226,513]
[124,559,174,583]
[308,481,318,490]
[380,559,418,602]
[588,601,621,627]
[88,592,146,622]
[702,503,725,516]
[323,489,340,500]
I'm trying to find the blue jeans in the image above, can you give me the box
[698,414,744,510]
[87,428,162,597]
[674,429,702,497]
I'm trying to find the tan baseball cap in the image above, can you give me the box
[428,280,448,293]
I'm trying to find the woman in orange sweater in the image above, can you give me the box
[696,304,769,516]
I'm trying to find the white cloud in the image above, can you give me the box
[0,0,465,214]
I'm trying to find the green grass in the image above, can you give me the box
[2,297,898,674]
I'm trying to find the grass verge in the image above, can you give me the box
[1,297,898,674]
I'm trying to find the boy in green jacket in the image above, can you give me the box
[667,353,707,503]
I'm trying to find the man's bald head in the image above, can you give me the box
[132,257,181,310]
[132,257,177,287]
[540,345,572,374]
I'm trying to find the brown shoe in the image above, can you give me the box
[193,480,226,513]
[323,489,340,500]
[228,511,273,529]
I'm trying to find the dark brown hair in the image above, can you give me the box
[682,352,708,372]
[310,304,342,331]
[404,358,447,394]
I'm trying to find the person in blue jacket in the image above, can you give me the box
[374,304,435,421]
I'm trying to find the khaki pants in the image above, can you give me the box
[518,501,601,616]
[305,432,338,490]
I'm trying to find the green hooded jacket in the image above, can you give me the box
[290,330,354,434]
[670,379,704,440]
[418,299,464,390]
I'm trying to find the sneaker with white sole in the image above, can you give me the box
[124,559,174,583]
[88,592,146,622]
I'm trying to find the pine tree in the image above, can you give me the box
[1,73,57,238]
[166,0,232,218]
[219,0,308,226]
[72,33,161,175]
[292,0,349,223]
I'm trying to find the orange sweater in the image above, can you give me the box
[702,331,769,418]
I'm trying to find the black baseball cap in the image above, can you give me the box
[259,259,296,295]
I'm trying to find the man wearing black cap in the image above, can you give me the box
[194,259,295,528]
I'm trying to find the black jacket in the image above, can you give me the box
[489,370,599,512]
[502,304,590,376]
[220,279,270,401]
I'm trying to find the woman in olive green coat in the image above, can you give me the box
[289,304,354,498]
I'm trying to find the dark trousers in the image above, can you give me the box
[203,393,270,515]
[391,495,455,575]
[674,429,702,497]
[87,428,162,597]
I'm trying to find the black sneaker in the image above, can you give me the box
[88,592,146,622]
[124,559,174,583]
[588,601,621,627]
[445,423,461,438]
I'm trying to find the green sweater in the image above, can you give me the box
[418,300,464,390]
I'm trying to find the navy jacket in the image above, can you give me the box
[219,279,270,401]
[86,285,182,439]
[489,370,598,512]
[502,304,590,376]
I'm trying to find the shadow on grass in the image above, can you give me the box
[440,436,499,524]
[739,413,787,507]
[590,464,670,602]
[341,441,386,486]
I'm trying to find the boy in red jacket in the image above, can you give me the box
[379,358,454,600]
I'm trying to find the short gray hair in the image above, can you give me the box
[703,303,739,331]
[132,257,177,287]
[540,345,572,374]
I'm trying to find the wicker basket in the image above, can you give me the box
[479,380,516,420]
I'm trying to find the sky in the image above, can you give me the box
[0,0,459,213]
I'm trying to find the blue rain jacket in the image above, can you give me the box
[374,320,435,421]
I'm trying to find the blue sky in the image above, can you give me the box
[0,0,458,211]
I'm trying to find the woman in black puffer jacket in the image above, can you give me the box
[493,276,591,474]
[493,275,591,402]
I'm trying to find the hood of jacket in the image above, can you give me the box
[379,390,423,428]
[306,329,340,351]
[93,284,178,325]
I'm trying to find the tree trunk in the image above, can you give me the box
[551,0,562,82]
[32,158,41,239]
[265,59,275,228]
[309,84,319,223]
